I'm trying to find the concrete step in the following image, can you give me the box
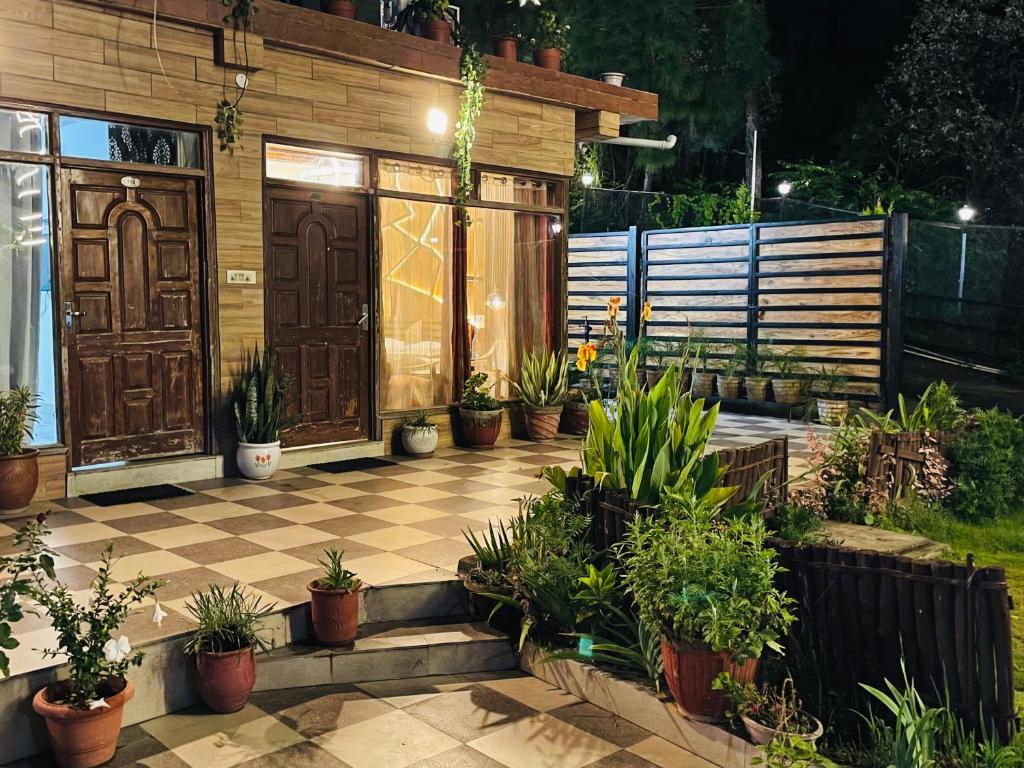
[255,617,515,691]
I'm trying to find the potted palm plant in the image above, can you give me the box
[458,372,503,449]
[769,346,806,405]
[401,411,439,457]
[717,342,745,400]
[690,332,716,398]
[622,495,794,721]
[511,349,568,441]
[0,386,40,516]
[814,365,849,425]
[744,345,770,401]
[233,346,294,480]
[28,541,163,768]
[532,9,569,70]
[183,583,276,714]
[308,549,361,647]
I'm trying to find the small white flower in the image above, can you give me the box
[102,636,131,663]
[152,602,167,628]
[88,698,110,710]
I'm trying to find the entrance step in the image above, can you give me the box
[256,617,514,691]
[66,454,224,497]
[280,439,385,470]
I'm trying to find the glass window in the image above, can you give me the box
[0,109,48,155]
[466,208,559,399]
[379,197,454,410]
[59,116,201,168]
[480,172,560,207]
[378,159,452,197]
[0,161,58,445]
[265,142,366,187]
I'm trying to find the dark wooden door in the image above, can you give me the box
[264,186,370,446]
[61,168,205,467]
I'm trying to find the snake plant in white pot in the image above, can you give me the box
[511,349,568,441]
[233,347,295,480]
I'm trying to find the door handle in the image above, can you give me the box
[64,301,85,330]
[358,303,369,331]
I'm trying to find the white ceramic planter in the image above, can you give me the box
[601,72,625,86]
[401,425,438,457]
[236,441,281,480]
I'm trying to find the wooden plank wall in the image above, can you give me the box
[567,228,633,348]
[642,217,889,401]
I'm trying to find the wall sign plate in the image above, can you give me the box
[121,176,141,188]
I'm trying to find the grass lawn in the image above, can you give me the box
[899,509,1024,697]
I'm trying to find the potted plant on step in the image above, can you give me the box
[0,386,40,517]
[324,0,357,19]
[717,342,745,400]
[769,346,806,405]
[511,349,568,441]
[28,541,164,768]
[814,365,849,425]
[532,9,569,70]
[184,583,276,714]
[713,673,824,748]
[622,495,794,721]
[234,346,295,480]
[308,549,361,647]
[402,411,439,457]
[458,519,520,635]
[458,372,503,449]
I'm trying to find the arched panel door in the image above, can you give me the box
[60,168,205,466]
[264,186,369,446]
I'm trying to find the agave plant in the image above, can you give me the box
[233,346,297,444]
[510,349,568,407]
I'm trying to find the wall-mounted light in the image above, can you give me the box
[550,221,563,235]
[777,180,793,197]
[957,204,976,224]
[426,108,449,136]
[486,291,506,311]
[580,171,595,188]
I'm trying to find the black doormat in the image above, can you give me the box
[81,484,194,507]
[309,457,397,474]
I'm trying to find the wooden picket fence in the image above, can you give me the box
[864,429,958,498]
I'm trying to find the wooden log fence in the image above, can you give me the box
[864,429,958,499]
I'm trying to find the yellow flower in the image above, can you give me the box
[641,300,652,323]
[607,296,621,319]
[575,342,597,371]
[575,356,588,372]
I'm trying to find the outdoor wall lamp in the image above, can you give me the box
[426,108,449,136]
[777,180,793,196]
[580,172,595,187]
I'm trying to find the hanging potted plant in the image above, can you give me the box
[233,346,295,480]
[324,0,357,19]
[308,549,361,647]
[28,541,164,768]
[401,411,439,457]
[510,349,568,442]
[814,365,849,425]
[769,346,806,405]
[717,342,745,400]
[532,9,569,71]
[458,372,503,449]
[183,583,276,714]
[713,674,824,748]
[0,386,40,517]
[622,496,794,721]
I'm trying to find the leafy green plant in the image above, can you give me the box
[183,583,277,655]
[687,328,715,373]
[404,411,436,429]
[0,386,39,455]
[622,493,795,662]
[714,673,819,736]
[768,346,806,379]
[315,549,359,591]
[721,342,746,377]
[454,46,486,220]
[534,8,570,52]
[769,503,826,544]
[410,0,449,20]
[815,366,848,399]
[946,408,1024,520]
[463,519,515,572]
[234,346,296,444]
[25,542,164,708]
[859,382,967,434]
[755,733,839,768]
[860,662,942,768]
[461,372,501,411]
[511,349,568,407]
[0,515,54,677]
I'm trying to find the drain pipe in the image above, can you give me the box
[579,135,678,150]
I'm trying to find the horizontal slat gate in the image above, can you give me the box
[568,228,635,346]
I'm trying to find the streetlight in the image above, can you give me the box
[957,204,976,223]
[777,180,793,197]
[955,204,976,313]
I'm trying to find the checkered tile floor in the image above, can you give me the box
[7,672,709,768]
[0,414,823,678]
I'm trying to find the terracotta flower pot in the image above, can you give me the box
[308,580,361,646]
[771,378,803,405]
[534,48,561,70]
[562,400,589,436]
[32,679,134,768]
[717,375,742,400]
[523,404,563,441]
[325,0,356,18]
[660,638,757,722]
[494,37,518,60]
[745,377,769,401]
[423,19,452,44]
[195,647,256,714]
[459,407,503,449]
[691,372,716,398]
[817,398,848,426]
[0,448,39,517]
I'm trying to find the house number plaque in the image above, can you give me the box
[121,176,141,188]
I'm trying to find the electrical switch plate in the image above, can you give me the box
[226,270,257,285]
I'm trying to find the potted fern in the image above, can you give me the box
[401,411,439,457]
[0,386,40,516]
[308,549,361,647]
[814,365,849,425]
[458,372,503,449]
[511,349,568,441]
[184,583,276,714]
[233,346,294,480]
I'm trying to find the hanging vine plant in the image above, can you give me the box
[453,46,486,223]
[216,0,257,153]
